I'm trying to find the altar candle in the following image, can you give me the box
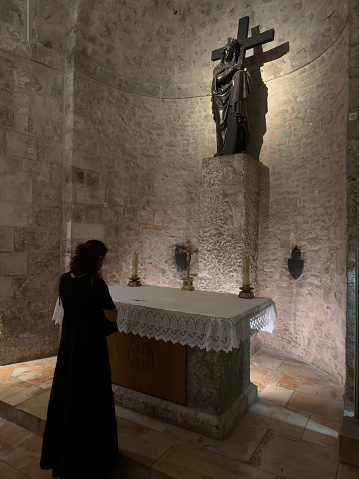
[242,257,250,286]
[132,252,138,278]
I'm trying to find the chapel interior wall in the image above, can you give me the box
[256,28,349,384]
[0,0,352,383]
[0,0,73,364]
[71,66,211,288]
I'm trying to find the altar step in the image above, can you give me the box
[0,351,356,479]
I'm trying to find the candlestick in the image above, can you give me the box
[242,257,249,287]
[128,251,141,287]
[239,257,254,298]
[132,252,138,278]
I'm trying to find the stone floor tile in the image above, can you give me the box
[163,424,203,444]
[152,440,277,479]
[278,373,344,401]
[250,366,285,392]
[302,415,341,448]
[0,419,31,452]
[11,363,55,390]
[336,462,359,478]
[117,417,176,467]
[258,384,294,407]
[0,461,30,479]
[0,365,17,379]
[287,390,344,422]
[249,430,339,479]
[20,458,54,479]
[195,420,267,463]
[241,400,309,439]
[0,377,44,406]
[15,391,50,422]
[277,359,331,381]
[0,432,42,470]
[109,456,151,479]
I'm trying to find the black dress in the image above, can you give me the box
[40,272,119,479]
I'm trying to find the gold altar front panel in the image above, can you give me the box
[107,331,186,405]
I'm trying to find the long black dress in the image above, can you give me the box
[40,272,119,479]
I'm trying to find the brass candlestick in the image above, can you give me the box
[181,276,195,291]
[238,285,254,299]
[128,275,142,287]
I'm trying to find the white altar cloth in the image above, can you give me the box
[109,285,276,353]
[52,284,276,353]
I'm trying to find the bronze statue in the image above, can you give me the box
[212,39,251,156]
[211,16,275,156]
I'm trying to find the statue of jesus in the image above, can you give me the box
[212,38,252,156]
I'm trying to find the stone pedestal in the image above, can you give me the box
[198,153,260,294]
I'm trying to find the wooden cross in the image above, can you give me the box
[211,16,274,67]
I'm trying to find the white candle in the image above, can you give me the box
[132,252,138,278]
[242,257,250,287]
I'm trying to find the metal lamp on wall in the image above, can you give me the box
[288,245,304,280]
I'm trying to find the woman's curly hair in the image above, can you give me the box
[69,240,108,277]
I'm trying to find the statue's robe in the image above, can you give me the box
[212,63,251,155]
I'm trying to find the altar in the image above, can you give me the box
[108,284,275,439]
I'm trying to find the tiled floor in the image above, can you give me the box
[0,349,358,479]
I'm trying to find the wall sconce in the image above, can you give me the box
[288,245,304,279]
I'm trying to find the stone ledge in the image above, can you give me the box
[112,382,257,441]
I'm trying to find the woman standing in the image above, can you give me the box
[40,240,119,479]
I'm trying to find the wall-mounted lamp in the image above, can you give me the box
[288,245,304,279]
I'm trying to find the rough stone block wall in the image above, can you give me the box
[0,0,351,390]
[71,68,212,288]
[256,29,348,384]
[0,0,72,364]
[67,0,349,385]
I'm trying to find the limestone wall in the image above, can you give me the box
[71,69,211,287]
[71,0,349,384]
[0,0,72,363]
[256,29,348,383]
[0,0,351,386]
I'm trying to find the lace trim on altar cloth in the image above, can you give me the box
[115,299,276,353]
[51,298,276,353]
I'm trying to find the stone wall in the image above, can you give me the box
[256,28,348,383]
[70,68,211,288]
[0,0,72,363]
[345,0,359,414]
[70,0,349,385]
[0,0,352,387]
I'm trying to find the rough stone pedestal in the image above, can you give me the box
[198,153,260,294]
[339,416,359,468]
[112,339,257,440]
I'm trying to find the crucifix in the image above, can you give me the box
[211,16,274,156]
